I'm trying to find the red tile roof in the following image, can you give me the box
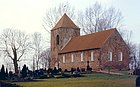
[60,29,116,53]
[52,13,80,30]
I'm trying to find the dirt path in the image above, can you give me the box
[96,70,125,75]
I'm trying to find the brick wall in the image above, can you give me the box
[100,30,129,70]
[59,30,129,71]
[59,50,100,71]
[51,28,80,68]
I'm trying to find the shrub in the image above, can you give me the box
[47,68,53,74]
[71,68,76,74]
[77,67,80,72]
[72,71,81,77]
[81,68,85,72]
[58,68,62,72]
[0,64,6,80]
[21,64,28,78]
[64,69,68,72]
[9,71,14,79]
[53,67,58,74]
[134,69,140,75]
[5,68,8,78]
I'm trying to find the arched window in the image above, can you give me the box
[56,35,59,45]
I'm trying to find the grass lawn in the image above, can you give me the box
[14,73,136,87]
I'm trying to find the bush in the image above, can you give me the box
[6,68,8,78]
[81,68,85,72]
[87,65,92,71]
[39,74,48,79]
[9,71,14,79]
[72,71,81,77]
[0,65,6,80]
[58,68,62,72]
[47,68,53,74]
[64,69,68,72]
[62,73,71,78]
[0,81,20,87]
[134,69,140,75]
[52,67,59,74]
[87,67,92,71]
[21,64,28,78]
[77,67,80,72]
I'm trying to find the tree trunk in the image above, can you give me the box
[13,59,18,75]
[13,47,19,75]
[36,61,39,70]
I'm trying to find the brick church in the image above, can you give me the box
[50,13,129,71]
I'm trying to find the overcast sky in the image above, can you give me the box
[0,0,140,43]
[0,0,140,69]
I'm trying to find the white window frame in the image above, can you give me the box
[91,51,94,61]
[81,52,84,61]
[118,52,123,61]
[108,52,112,61]
[63,55,65,63]
[71,54,74,62]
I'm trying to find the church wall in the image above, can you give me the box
[51,28,80,68]
[59,49,101,71]
[59,30,129,71]
[100,31,129,70]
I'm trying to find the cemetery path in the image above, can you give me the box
[96,70,125,75]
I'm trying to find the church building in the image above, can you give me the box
[50,13,129,71]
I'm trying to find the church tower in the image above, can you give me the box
[50,13,80,68]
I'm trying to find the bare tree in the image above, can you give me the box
[40,48,51,69]
[128,42,137,69]
[42,2,75,31]
[77,2,123,34]
[0,28,30,75]
[77,3,135,70]
[123,30,132,44]
[119,25,139,70]
[137,44,140,68]
[31,32,44,70]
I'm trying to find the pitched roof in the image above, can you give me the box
[60,29,116,53]
[52,13,79,30]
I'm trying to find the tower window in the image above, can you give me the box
[56,35,59,45]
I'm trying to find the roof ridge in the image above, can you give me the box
[76,28,116,38]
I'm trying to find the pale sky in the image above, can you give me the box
[0,0,140,69]
[0,0,140,43]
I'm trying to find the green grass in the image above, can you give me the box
[14,73,136,87]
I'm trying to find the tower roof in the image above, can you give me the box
[52,13,79,30]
